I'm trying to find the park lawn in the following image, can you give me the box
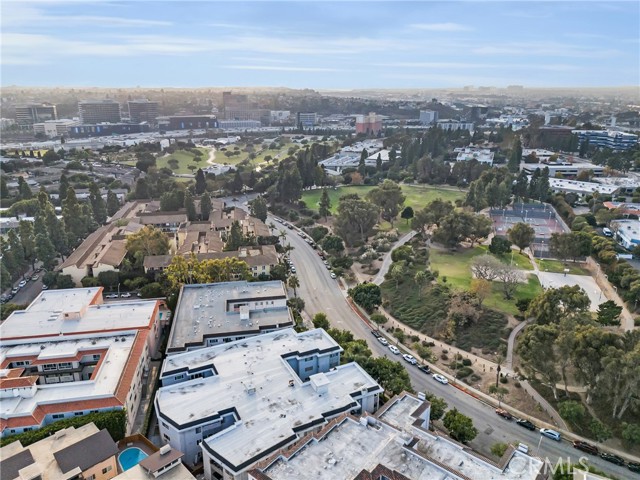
[536,258,590,275]
[215,142,300,167]
[496,249,534,271]
[156,148,209,174]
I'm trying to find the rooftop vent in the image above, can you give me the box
[159,444,171,455]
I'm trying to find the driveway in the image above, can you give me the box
[537,272,605,311]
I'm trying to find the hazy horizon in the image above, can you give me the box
[2,1,639,89]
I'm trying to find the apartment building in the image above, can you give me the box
[165,280,293,354]
[155,328,383,477]
[355,112,383,135]
[419,110,438,125]
[436,119,474,131]
[0,288,164,437]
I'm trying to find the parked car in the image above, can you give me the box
[31,274,39,281]
[371,330,381,338]
[432,374,449,385]
[377,337,389,346]
[105,293,119,299]
[516,443,529,454]
[11,287,19,295]
[516,419,537,431]
[18,280,27,288]
[388,345,400,355]
[540,428,561,441]
[495,409,513,420]
[417,365,431,374]
[602,227,613,237]
[402,354,417,365]
[120,292,132,298]
[290,267,296,274]
[42,284,48,290]
[330,272,337,279]
[599,453,625,466]
[573,440,599,456]
[628,462,640,473]
[325,264,331,270]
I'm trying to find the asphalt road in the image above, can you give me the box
[271,215,638,479]
[3,268,44,307]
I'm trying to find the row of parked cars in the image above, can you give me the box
[1,269,44,302]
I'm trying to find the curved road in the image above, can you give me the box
[270,215,638,478]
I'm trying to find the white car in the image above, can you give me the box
[402,354,417,365]
[120,292,132,298]
[433,374,449,385]
[516,443,529,454]
[540,428,561,442]
[388,345,400,355]
[377,337,389,346]
[330,272,337,279]
[105,293,119,299]
[18,280,27,288]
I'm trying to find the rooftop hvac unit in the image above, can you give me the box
[159,444,172,455]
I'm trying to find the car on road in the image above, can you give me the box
[377,337,388,346]
[628,462,640,473]
[330,272,336,279]
[388,345,400,355]
[371,330,381,338]
[286,224,293,230]
[572,441,599,456]
[291,267,296,274]
[31,274,39,281]
[402,354,417,365]
[120,292,132,298]
[105,293,119,299]
[495,408,513,420]
[602,227,613,237]
[600,453,626,466]
[18,280,27,288]
[516,419,536,431]
[42,285,48,290]
[11,287,19,295]
[432,374,449,385]
[516,443,529,454]
[540,428,561,441]
[417,365,431,374]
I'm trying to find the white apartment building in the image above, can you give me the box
[547,178,619,198]
[436,119,474,131]
[32,119,78,138]
[155,328,383,478]
[453,147,494,164]
[611,219,640,250]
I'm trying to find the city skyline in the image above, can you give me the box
[1,1,638,89]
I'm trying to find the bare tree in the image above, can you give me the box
[471,254,502,280]
[495,263,523,300]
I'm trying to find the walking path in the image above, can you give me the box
[206,146,217,165]
[505,318,530,370]
[372,230,417,285]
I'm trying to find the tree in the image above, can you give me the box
[488,385,509,407]
[195,168,206,194]
[231,171,243,194]
[165,255,251,291]
[442,408,478,443]
[318,188,331,220]
[507,222,535,252]
[98,270,120,290]
[106,190,120,217]
[88,182,107,225]
[125,226,170,268]
[288,275,300,297]
[489,237,512,255]
[622,423,640,447]
[400,206,414,225]
[467,215,493,246]
[367,180,405,226]
[358,148,368,176]
[62,188,88,246]
[249,196,268,222]
[0,177,9,199]
[35,233,57,270]
[471,254,502,280]
[589,420,612,442]
[470,278,491,305]
[59,174,70,203]
[334,195,379,246]
[526,285,590,325]
[321,235,345,255]
[559,401,585,425]
[424,393,448,421]
[597,300,622,326]
[134,178,150,199]
[19,221,37,269]
[432,211,475,248]
[348,283,382,313]
[139,282,164,298]
[312,312,330,330]
[507,136,522,172]
[42,149,61,165]
[496,263,523,299]
[370,313,387,329]
[491,443,509,458]
[225,221,245,251]
[45,205,69,259]
[517,323,562,400]
[411,199,455,235]
[18,177,33,200]
[200,192,212,221]
[184,190,197,221]
[388,263,405,290]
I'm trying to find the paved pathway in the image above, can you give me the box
[505,318,530,370]
[372,230,417,285]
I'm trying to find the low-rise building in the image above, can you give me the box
[436,119,474,131]
[166,280,292,354]
[520,161,605,178]
[114,445,196,480]
[249,392,544,480]
[217,120,261,130]
[68,123,151,138]
[603,201,640,216]
[155,328,383,477]
[547,178,619,198]
[454,147,494,164]
[158,115,218,131]
[611,219,640,250]
[32,119,78,138]
[0,288,164,436]
[0,423,119,480]
[574,129,638,151]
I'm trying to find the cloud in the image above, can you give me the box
[376,62,582,72]
[223,65,339,72]
[471,42,621,58]
[409,23,472,32]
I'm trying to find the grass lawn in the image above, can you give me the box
[430,247,542,316]
[536,259,590,275]
[215,142,306,167]
[155,147,209,174]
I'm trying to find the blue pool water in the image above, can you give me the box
[118,447,149,471]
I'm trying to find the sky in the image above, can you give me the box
[1,0,639,89]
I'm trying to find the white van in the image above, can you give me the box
[602,227,613,237]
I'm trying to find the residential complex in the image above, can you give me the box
[249,392,544,480]
[574,129,638,151]
[15,104,57,125]
[0,288,164,437]
[78,100,122,124]
[155,328,383,477]
[355,112,383,135]
[419,109,438,125]
[454,147,494,164]
[166,280,293,353]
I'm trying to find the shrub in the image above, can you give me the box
[499,376,509,384]
[470,374,481,382]
[462,358,472,366]
[440,353,449,361]
[456,366,473,378]
[491,442,509,458]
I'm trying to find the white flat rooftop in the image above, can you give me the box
[168,281,292,351]
[263,394,544,480]
[156,329,381,471]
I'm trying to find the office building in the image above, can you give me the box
[547,178,619,198]
[128,99,159,124]
[0,423,119,480]
[520,161,605,178]
[222,92,267,123]
[68,123,150,138]
[157,115,218,131]
[79,100,122,124]
[32,119,78,138]
[611,219,640,250]
[15,104,57,125]
[249,392,544,480]
[574,129,638,151]
[166,280,293,354]
[419,110,438,125]
[296,112,317,128]
[355,112,383,135]
[436,119,474,131]
[0,287,165,437]
[155,328,383,476]
[217,119,261,130]
[454,147,494,164]
[270,110,291,123]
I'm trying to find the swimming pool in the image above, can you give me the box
[118,447,149,471]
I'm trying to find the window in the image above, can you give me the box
[23,427,33,432]
[52,414,64,419]
[175,374,185,380]
[162,422,168,429]
[305,366,314,372]
[43,364,57,371]
[92,354,100,361]
[58,362,72,370]
[164,434,170,442]
[74,412,83,416]
[102,466,112,474]
[86,475,96,480]
[195,427,201,433]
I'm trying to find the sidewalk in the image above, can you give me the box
[372,230,417,285]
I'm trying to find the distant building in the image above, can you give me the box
[602,201,640,216]
[32,119,78,138]
[270,110,291,123]
[574,129,638,151]
[296,112,317,128]
[520,161,604,178]
[217,119,261,129]
[436,119,474,131]
[79,100,121,124]
[155,328,382,474]
[419,110,438,125]
[547,178,619,198]
[222,92,267,123]
[355,112,383,135]
[454,147,494,164]
[0,423,119,480]
[15,104,57,125]
[158,115,218,131]
[128,99,159,124]
[68,123,150,138]
[611,219,640,250]
[165,280,293,353]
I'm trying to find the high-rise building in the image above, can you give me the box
[419,110,438,125]
[128,99,159,124]
[297,112,317,128]
[355,112,383,135]
[78,100,121,124]
[15,104,57,125]
[222,91,268,123]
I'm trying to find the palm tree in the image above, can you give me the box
[494,354,504,388]
[288,275,300,297]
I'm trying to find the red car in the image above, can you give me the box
[495,408,513,420]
